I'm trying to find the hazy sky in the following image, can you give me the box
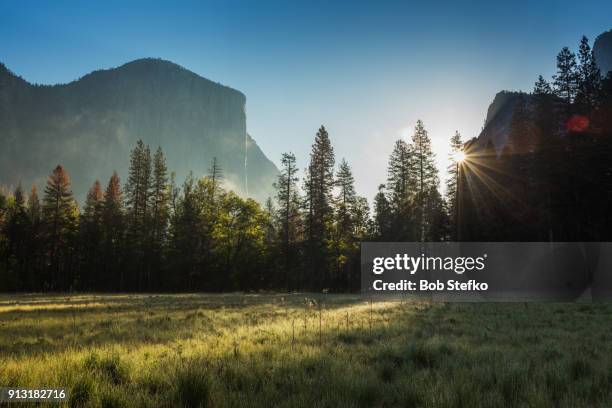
[2,0,611,201]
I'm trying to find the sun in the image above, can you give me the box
[453,150,466,163]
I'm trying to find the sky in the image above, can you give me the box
[1,0,611,202]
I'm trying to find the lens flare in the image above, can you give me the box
[566,115,589,133]
[453,150,466,163]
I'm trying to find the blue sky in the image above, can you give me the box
[1,0,611,200]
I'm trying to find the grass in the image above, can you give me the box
[1,293,612,407]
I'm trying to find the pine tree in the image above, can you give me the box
[102,172,124,290]
[42,165,78,290]
[208,156,223,201]
[576,36,601,112]
[303,125,335,288]
[446,131,463,239]
[149,147,169,289]
[373,184,392,239]
[84,181,104,221]
[410,120,439,241]
[330,159,358,289]
[385,139,415,240]
[273,152,301,288]
[553,47,579,105]
[141,144,152,235]
[534,75,553,95]
[386,140,413,207]
[124,140,152,290]
[334,159,356,235]
[81,180,104,289]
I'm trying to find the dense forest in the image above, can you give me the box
[1,35,611,292]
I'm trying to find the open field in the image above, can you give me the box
[1,294,612,407]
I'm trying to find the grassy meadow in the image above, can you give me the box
[1,294,612,407]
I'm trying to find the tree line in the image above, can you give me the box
[0,118,453,292]
[1,34,611,292]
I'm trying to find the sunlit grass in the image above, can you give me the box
[1,294,611,407]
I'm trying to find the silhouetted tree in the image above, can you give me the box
[446,131,463,239]
[553,47,579,106]
[576,36,601,113]
[410,120,441,241]
[303,126,335,288]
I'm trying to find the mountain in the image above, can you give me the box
[0,58,278,203]
[471,91,532,154]
[594,29,612,77]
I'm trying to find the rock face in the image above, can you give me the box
[476,91,531,152]
[594,29,612,77]
[0,58,278,203]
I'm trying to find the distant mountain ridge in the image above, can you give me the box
[0,58,278,203]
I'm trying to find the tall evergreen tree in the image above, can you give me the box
[386,139,415,240]
[102,172,124,290]
[273,152,301,288]
[446,131,463,239]
[81,180,104,289]
[124,140,152,290]
[149,147,169,290]
[553,46,579,105]
[576,36,601,113]
[334,159,356,235]
[208,156,223,201]
[410,120,439,241]
[331,159,358,289]
[303,125,335,288]
[42,165,78,290]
